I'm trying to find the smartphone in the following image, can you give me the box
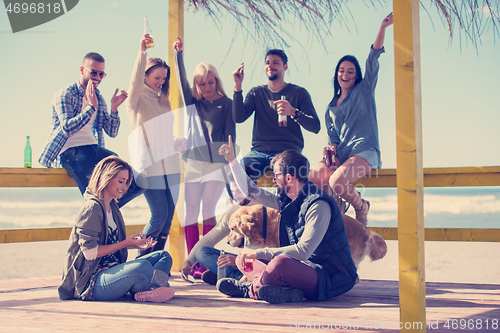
[181,272,196,284]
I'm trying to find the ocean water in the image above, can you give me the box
[0,187,499,230]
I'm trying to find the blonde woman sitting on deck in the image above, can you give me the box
[58,156,174,303]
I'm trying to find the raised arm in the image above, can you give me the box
[173,37,195,106]
[373,12,393,50]
[232,63,244,92]
[232,63,256,123]
[219,136,278,208]
[126,34,149,109]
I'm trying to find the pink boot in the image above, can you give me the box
[184,224,199,254]
[185,224,201,276]
[193,222,215,278]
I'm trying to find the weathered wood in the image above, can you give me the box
[354,166,500,188]
[0,225,145,243]
[394,0,426,330]
[1,166,498,188]
[168,0,185,272]
[3,226,500,244]
[0,168,75,187]
[1,275,498,332]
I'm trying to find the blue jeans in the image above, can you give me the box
[59,144,145,208]
[142,174,180,238]
[92,250,172,301]
[195,246,243,280]
[241,150,281,183]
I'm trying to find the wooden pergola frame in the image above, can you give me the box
[167,0,426,330]
[3,1,496,331]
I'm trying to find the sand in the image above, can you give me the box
[1,239,499,284]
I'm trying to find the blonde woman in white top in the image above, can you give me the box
[125,33,186,257]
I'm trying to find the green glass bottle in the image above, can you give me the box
[24,136,32,168]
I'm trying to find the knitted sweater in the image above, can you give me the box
[125,50,181,176]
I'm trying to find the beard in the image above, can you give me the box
[276,183,290,197]
[267,73,278,81]
[82,77,100,88]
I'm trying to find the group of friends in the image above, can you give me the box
[42,13,393,305]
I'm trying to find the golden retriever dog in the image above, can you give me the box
[227,205,280,249]
[227,204,387,269]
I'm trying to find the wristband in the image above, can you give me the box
[292,109,303,121]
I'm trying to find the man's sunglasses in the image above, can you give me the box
[83,66,107,79]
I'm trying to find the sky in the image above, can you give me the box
[0,0,499,171]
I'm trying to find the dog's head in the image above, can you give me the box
[227,205,266,248]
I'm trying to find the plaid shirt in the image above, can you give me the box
[39,80,120,168]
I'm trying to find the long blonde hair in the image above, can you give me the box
[192,62,226,101]
[87,156,132,201]
[146,57,171,107]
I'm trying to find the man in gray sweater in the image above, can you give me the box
[232,50,321,182]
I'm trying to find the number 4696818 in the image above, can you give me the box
[5,2,61,14]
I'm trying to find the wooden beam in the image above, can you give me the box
[422,166,500,187]
[0,225,145,243]
[393,0,426,330]
[1,166,498,188]
[369,227,500,242]
[168,0,185,272]
[0,168,75,187]
[4,226,500,243]
[354,166,500,188]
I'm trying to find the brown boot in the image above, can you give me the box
[339,184,370,227]
[318,183,349,214]
[332,195,350,214]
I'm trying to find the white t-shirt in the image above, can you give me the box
[60,97,98,154]
[82,207,117,261]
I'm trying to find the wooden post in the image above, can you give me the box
[393,0,427,331]
[168,0,185,272]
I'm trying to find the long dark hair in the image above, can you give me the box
[330,55,363,106]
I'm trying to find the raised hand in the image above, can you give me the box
[374,12,394,50]
[232,63,244,91]
[140,33,153,52]
[172,36,183,52]
[110,89,128,113]
[219,135,236,163]
[381,12,393,28]
[85,80,98,109]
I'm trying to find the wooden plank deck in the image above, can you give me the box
[1,274,499,332]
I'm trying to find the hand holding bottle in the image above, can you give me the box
[140,33,153,52]
[143,16,154,48]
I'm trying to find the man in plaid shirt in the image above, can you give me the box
[39,52,145,207]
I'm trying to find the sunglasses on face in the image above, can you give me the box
[83,66,107,79]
